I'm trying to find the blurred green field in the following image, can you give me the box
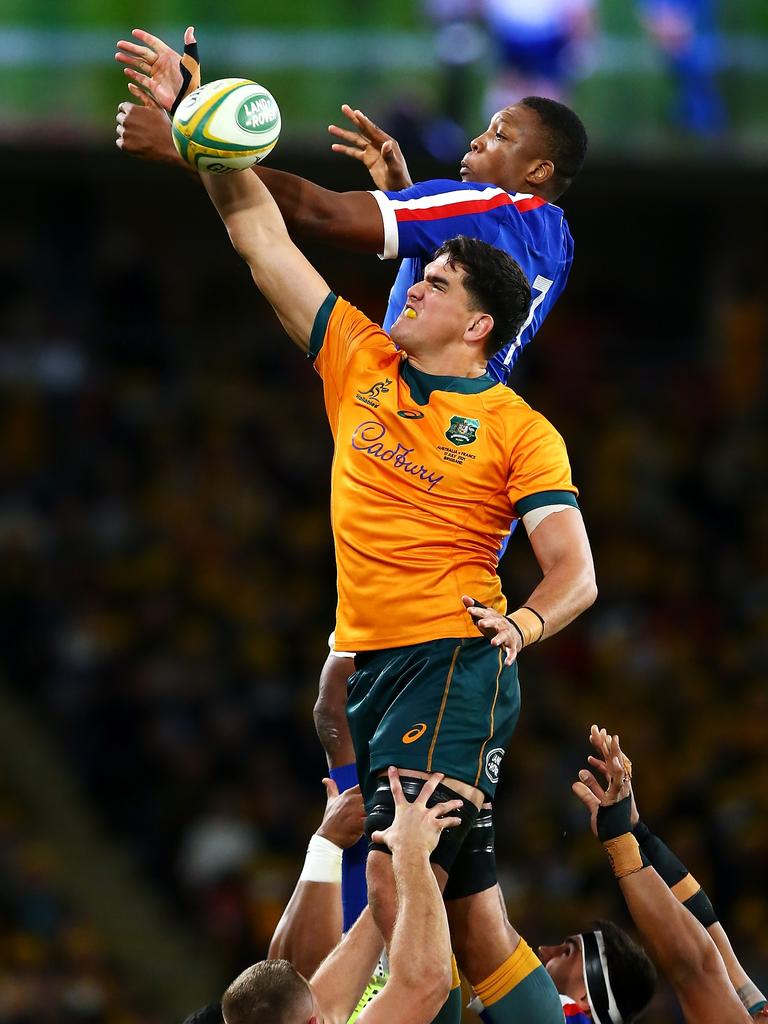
[0,0,420,28]
[1,0,767,155]
[7,0,768,31]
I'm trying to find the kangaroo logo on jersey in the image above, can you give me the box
[485,747,504,784]
[356,378,392,409]
[445,416,480,446]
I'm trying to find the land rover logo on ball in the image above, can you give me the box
[237,95,279,133]
[485,747,504,784]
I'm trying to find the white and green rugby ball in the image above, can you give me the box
[172,78,281,173]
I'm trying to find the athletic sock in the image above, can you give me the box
[471,939,564,1024]
[330,762,369,930]
[428,957,462,1024]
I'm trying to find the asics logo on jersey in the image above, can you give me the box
[355,378,392,408]
[397,409,424,419]
[402,723,427,744]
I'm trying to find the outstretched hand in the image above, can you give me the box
[115,26,195,112]
[316,779,366,849]
[587,723,639,825]
[572,730,633,837]
[370,768,462,856]
[328,104,413,191]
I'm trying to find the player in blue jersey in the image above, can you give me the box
[115,30,585,385]
[114,25,587,950]
[327,100,579,383]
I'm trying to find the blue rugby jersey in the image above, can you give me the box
[371,179,574,384]
[561,995,591,1022]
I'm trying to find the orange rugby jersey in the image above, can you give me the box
[311,294,579,651]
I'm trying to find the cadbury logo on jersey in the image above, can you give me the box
[351,421,444,492]
[355,378,392,409]
[445,416,480,447]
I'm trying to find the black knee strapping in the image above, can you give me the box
[443,804,497,900]
[365,775,479,873]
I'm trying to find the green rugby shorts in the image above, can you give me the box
[347,636,520,807]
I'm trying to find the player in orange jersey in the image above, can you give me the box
[196,149,596,1023]
[114,26,590,938]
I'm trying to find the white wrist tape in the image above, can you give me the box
[299,833,343,884]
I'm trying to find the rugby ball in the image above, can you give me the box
[172,78,281,173]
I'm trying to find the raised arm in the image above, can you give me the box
[586,727,767,1018]
[268,779,365,978]
[201,169,333,349]
[313,769,461,1024]
[573,732,753,1023]
[115,27,386,251]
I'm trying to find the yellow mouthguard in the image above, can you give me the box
[404,308,417,319]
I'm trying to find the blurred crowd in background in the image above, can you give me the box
[0,145,765,1023]
[0,779,161,1024]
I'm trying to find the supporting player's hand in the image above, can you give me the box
[370,768,462,856]
[461,596,522,666]
[328,105,413,191]
[572,732,633,837]
[115,27,194,112]
[116,97,183,166]
[587,724,639,825]
[316,779,366,849]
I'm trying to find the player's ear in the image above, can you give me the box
[528,158,554,187]
[464,312,494,348]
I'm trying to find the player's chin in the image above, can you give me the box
[389,320,406,344]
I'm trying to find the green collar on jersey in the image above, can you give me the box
[401,359,498,406]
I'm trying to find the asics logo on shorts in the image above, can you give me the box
[402,723,427,744]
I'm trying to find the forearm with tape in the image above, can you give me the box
[299,833,343,883]
[632,821,717,928]
[597,797,650,879]
[506,606,545,647]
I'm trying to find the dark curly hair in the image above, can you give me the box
[432,235,531,357]
[521,96,588,196]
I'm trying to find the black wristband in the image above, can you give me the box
[633,821,719,927]
[634,825,688,887]
[596,795,635,842]
[684,888,718,928]
[632,820,652,844]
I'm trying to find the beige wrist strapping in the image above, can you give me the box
[507,606,545,647]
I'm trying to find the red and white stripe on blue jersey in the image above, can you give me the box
[561,995,592,1022]
[372,179,573,385]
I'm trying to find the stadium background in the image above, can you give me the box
[0,1,766,1021]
